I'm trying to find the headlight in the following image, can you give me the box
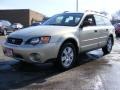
[26,36,51,45]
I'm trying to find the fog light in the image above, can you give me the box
[29,53,41,62]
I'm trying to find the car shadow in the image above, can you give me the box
[0,49,104,90]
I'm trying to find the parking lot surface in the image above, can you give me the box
[0,36,120,90]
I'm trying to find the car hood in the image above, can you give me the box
[8,25,77,40]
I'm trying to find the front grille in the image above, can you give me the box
[7,37,23,45]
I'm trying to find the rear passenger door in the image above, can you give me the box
[94,15,109,47]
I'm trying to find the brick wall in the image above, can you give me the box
[0,9,45,27]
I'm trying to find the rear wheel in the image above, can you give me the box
[102,37,113,55]
[55,42,77,70]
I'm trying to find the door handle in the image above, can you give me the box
[106,29,108,31]
[94,30,98,32]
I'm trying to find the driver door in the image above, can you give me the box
[79,15,99,52]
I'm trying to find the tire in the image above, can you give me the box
[102,37,113,55]
[55,42,77,70]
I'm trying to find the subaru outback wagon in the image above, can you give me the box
[2,11,115,70]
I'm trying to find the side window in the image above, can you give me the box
[82,15,96,27]
[94,15,105,26]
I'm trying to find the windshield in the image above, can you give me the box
[43,13,83,26]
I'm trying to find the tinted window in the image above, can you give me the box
[82,15,96,26]
[43,13,83,26]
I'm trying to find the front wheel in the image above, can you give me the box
[102,37,113,55]
[55,43,77,70]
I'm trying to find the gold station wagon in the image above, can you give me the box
[2,11,115,70]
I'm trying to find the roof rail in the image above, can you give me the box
[85,10,105,15]
[63,11,69,13]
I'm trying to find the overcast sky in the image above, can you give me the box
[0,0,119,16]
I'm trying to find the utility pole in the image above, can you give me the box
[76,0,78,12]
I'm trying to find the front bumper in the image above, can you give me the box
[2,42,60,63]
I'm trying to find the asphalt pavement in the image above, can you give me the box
[0,36,120,90]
